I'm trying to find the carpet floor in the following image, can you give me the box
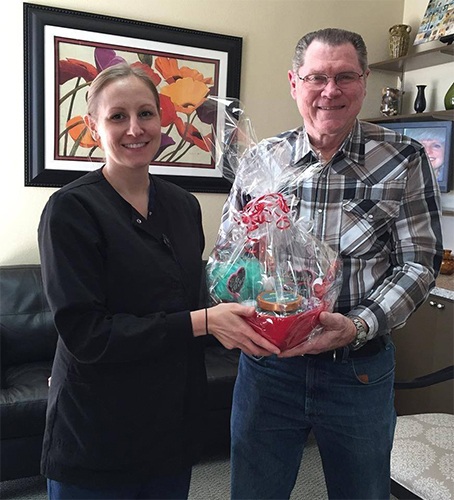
[0,439,397,499]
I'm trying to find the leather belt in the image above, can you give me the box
[307,336,385,362]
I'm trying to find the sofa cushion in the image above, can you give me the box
[0,263,242,481]
[0,265,57,368]
[0,361,51,439]
[205,344,240,410]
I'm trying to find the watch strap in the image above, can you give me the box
[348,316,368,351]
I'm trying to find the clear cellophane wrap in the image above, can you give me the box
[205,98,342,350]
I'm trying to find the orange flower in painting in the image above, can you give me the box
[155,57,180,83]
[155,57,213,85]
[179,66,213,85]
[175,117,211,152]
[160,78,210,115]
[66,116,99,149]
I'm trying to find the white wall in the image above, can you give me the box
[1,0,452,264]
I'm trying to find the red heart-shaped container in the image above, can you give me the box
[245,303,327,350]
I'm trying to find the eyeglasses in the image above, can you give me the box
[297,72,364,89]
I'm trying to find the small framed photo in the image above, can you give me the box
[414,0,454,45]
[379,120,453,193]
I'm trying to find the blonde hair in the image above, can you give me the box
[86,63,160,119]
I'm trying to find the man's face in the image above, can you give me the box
[288,41,368,143]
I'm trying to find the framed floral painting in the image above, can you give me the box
[24,3,242,192]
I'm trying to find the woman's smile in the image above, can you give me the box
[123,142,149,149]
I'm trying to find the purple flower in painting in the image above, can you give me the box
[196,98,217,125]
[153,133,176,160]
[94,48,127,72]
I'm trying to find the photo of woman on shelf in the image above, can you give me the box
[406,127,446,181]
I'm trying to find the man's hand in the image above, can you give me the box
[278,311,357,358]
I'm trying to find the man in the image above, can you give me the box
[221,28,443,499]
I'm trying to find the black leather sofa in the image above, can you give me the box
[0,264,239,481]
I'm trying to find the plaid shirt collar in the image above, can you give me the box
[293,119,366,170]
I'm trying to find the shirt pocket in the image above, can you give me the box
[340,181,405,257]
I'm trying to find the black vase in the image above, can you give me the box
[414,85,427,113]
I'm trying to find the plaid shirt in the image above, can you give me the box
[218,120,443,338]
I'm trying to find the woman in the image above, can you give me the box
[406,128,446,181]
[38,63,278,500]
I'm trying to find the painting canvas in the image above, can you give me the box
[54,33,220,173]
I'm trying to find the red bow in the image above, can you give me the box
[238,193,291,234]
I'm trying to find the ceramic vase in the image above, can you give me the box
[414,85,427,113]
[440,249,454,275]
[389,24,411,59]
[444,82,454,110]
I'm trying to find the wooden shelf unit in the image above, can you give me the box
[364,109,454,123]
[369,45,454,73]
[366,45,454,123]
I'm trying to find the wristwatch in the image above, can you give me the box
[348,316,368,351]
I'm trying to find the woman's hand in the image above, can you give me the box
[191,304,280,357]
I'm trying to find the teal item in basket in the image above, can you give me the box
[209,257,263,302]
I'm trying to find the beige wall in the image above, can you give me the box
[1,0,452,264]
[401,0,454,231]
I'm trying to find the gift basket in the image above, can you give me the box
[204,97,342,350]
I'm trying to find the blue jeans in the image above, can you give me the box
[231,339,396,500]
[47,468,192,499]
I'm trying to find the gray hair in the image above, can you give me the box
[292,28,368,73]
[86,63,160,119]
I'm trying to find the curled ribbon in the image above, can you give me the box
[238,193,291,234]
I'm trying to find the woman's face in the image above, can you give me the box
[85,75,161,172]
[421,139,445,171]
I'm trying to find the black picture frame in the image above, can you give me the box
[24,3,242,193]
[379,120,453,193]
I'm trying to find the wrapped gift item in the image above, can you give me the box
[205,97,342,350]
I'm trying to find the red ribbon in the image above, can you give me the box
[238,193,291,233]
